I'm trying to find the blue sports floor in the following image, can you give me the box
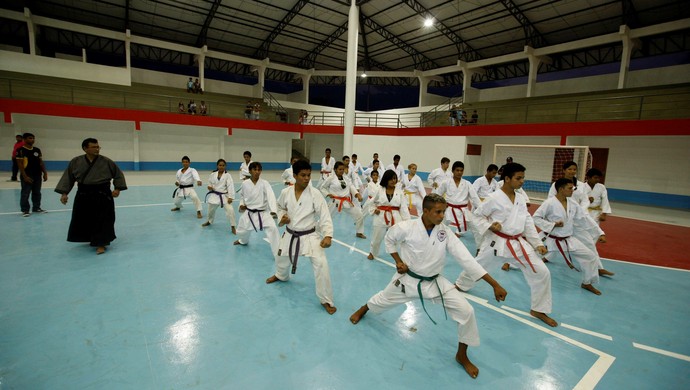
[1,173,689,389]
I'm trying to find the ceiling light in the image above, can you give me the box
[424,18,434,27]
[361,72,367,78]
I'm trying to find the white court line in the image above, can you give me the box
[602,257,690,273]
[331,238,615,390]
[0,202,183,216]
[632,342,690,362]
[501,306,613,341]
[331,238,396,268]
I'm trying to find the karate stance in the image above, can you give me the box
[171,156,203,219]
[350,194,507,379]
[455,163,557,327]
[473,164,499,200]
[202,159,236,234]
[533,178,606,295]
[401,163,426,216]
[367,170,411,260]
[584,168,615,276]
[319,161,366,239]
[433,161,481,237]
[266,160,337,314]
[233,162,279,254]
[427,157,452,189]
[239,151,253,181]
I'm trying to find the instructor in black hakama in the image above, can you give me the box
[55,138,127,255]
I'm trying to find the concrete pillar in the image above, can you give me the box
[618,25,639,89]
[199,45,207,91]
[302,73,311,104]
[125,29,131,70]
[524,46,551,98]
[342,0,358,156]
[461,65,474,103]
[416,72,431,107]
[24,8,36,55]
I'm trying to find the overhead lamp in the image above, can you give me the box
[361,72,367,78]
[424,18,434,27]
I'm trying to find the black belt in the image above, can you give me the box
[172,184,194,199]
[246,208,265,232]
[286,226,316,274]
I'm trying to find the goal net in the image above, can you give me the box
[493,144,592,201]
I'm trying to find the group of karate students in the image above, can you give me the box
[171,149,614,379]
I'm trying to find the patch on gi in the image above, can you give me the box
[437,229,447,242]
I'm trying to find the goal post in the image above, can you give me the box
[493,144,592,201]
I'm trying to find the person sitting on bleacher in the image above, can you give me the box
[193,78,203,94]
[199,101,208,116]
[188,100,197,115]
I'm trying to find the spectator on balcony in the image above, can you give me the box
[244,101,253,119]
[299,109,309,124]
[459,110,468,125]
[193,78,203,94]
[252,102,261,120]
[449,105,458,126]
[186,77,194,93]
[178,101,186,114]
[470,110,479,124]
[199,101,208,116]
[188,100,197,115]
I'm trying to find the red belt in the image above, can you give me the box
[493,231,536,273]
[548,234,575,269]
[332,196,353,212]
[377,206,400,226]
[447,203,468,231]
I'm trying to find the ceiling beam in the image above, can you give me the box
[297,21,349,69]
[254,0,310,59]
[195,0,222,47]
[499,0,548,48]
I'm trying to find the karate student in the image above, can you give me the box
[427,157,452,189]
[319,148,335,184]
[319,161,366,239]
[171,156,203,219]
[239,151,253,181]
[281,157,299,186]
[367,152,379,169]
[385,154,405,181]
[342,155,363,191]
[433,161,481,237]
[455,163,557,327]
[401,163,426,216]
[233,162,280,254]
[363,159,384,184]
[533,178,607,295]
[349,194,507,379]
[202,159,236,234]
[548,161,589,209]
[473,164,499,200]
[266,159,337,314]
[367,170,411,260]
[583,168,615,276]
[349,153,365,180]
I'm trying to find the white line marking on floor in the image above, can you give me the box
[602,258,690,273]
[332,237,615,389]
[331,238,395,268]
[632,342,690,362]
[501,305,614,341]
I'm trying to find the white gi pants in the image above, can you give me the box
[206,203,236,227]
[544,238,600,285]
[327,198,364,235]
[236,209,279,254]
[274,233,334,306]
[456,239,553,314]
[367,277,480,346]
[174,189,202,211]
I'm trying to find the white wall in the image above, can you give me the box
[138,123,223,163]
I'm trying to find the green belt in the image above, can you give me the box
[406,270,447,325]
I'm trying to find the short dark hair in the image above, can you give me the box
[334,161,345,170]
[82,138,98,149]
[452,161,465,170]
[216,158,226,165]
[562,161,577,170]
[292,159,311,175]
[372,159,379,165]
[586,168,603,178]
[555,178,573,191]
[393,154,400,161]
[22,132,34,139]
[379,170,398,188]
[370,170,379,178]
[352,153,358,158]
[325,148,331,152]
[423,193,446,211]
[487,164,498,172]
[181,156,190,162]
[342,155,350,161]
[502,162,526,179]
[441,157,450,164]
[248,161,262,171]
[243,151,252,157]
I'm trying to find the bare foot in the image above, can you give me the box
[501,263,510,271]
[266,275,281,284]
[598,269,615,277]
[233,240,246,246]
[367,253,374,260]
[231,226,237,235]
[201,221,210,227]
[530,310,558,327]
[581,283,602,295]
[96,246,106,255]
[171,207,180,211]
[196,211,202,219]
[350,305,369,324]
[322,303,337,315]
[356,233,367,239]
[455,343,479,379]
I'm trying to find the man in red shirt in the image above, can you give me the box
[10,134,23,181]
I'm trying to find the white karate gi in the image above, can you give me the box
[345,167,363,190]
[434,178,481,234]
[548,179,589,209]
[366,219,488,346]
[236,178,279,254]
[173,167,202,211]
[239,160,253,181]
[533,197,604,285]
[584,182,611,224]
[319,174,364,235]
[281,167,295,185]
[385,163,406,181]
[427,167,452,188]
[349,161,365,176]
[401,173,426,216]
[363,167,384,184]
[274,185,335,305]
[473,175,498,199]
[368,186,411,257]
[320,157,335,180]
[497,180,530,204]
[456,190,553,314]
[204,171,236,227]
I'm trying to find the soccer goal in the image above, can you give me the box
[493,144,592,201]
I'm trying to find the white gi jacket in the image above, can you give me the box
[427,167,452,188]
[385,163,406,181]
[321,157,335,179]
[175,167,201,197]
[473,176,498,199]
[385,219,487,295]
[584,182,611,221]
[276,185,333,256]
[319,174,359,210]
[368,186,411,227]
[496,180,530,204]
[239,178,277,213]
[548,179,589,209]
[401,174,426,200]
[281,167,295,185]
[533,197,604,251]
[363,167,384,184]
[206,171,234,205]
[239,160,252,181]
